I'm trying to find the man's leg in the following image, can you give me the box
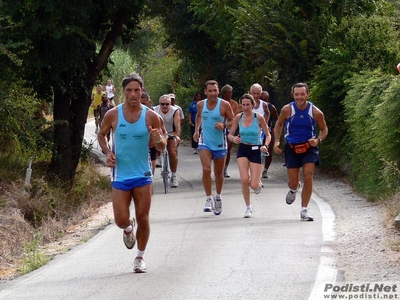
[285,167,301,205]
[168,139,178,173]
[199,149,213,196]
[131,184,152,273]
[214,156,226,195]
[213,155,226,215]
[287,168,301,191]
[132,184,152,252]
[224,139,232,177]
[300,163,315,208]
[112,188,132,229]
[112,188,136,249]
[168,139,179,187]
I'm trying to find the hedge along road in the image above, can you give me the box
[0,119,337,300]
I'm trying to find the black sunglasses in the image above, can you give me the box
[160,103,170,106]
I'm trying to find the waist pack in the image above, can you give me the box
[289,142,310,154]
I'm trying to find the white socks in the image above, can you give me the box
[124,225,133,233]
[137,250,145,258]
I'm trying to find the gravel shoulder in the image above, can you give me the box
[268,156,400,282]
[313,173,400,282]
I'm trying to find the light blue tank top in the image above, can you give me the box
[199,98,227,150]
[284,102,316,144]
[112,104,152,182]
[239,113,262,145]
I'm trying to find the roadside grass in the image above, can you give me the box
[0,155,111,281]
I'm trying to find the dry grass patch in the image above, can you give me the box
[0,160,112,282]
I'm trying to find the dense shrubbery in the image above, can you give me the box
[344,72,400,198]
[311,15,400,173]
[0,81,51,160]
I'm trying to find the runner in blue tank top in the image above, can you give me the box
[98,73,166,273]
[273,82,328,222]
[193,80,234,215]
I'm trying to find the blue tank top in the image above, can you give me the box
[112,104,152,182]
[239,113,262,145]
[284,102,316,144]
[199,98,227,150]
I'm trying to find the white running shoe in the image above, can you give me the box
[286,181,301,205]
[254,182,262,194]
[156,157,161,168]
[243,207,253,218]
[95,127,99,134]
[214,197,222,215]
[203,197,214,212]
[301,209,314,221]
[123,218,136,249]
[133,257,147,273]
[171,175,178,188]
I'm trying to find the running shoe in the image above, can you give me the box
[262,169,268,179]
[171,175,178,188]
[286,182,301,205]
[214,197,222,215]
[224,170,230,178]
[95,127,99,134]
[123,218,136,249]
[301,210,314,221]
[133,257,147,273]
[203,197,214,212]
[254,182,262,194]
[243,207,253,218]
[155,157,161,168]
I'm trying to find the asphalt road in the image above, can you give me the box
[0,120,337,300]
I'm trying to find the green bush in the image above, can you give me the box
[311,15,400,169]
[344,71,400,198]
[0,81,52,161]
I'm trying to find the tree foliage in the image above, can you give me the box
[311,15,400,168]
[1,0,143,183]
[344,71,400,197]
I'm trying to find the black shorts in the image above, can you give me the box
[236,143,262,164]
[149,146,157,161]
[284,143,320,168]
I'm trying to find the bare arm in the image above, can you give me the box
[263,102,270,125]
[147,110,166,152]
[258,113,271,146]
[227,114,241,144]
[173,110,182,145]
[98,108,117,167]
[221,100,234,129]
[193,101,204,142]
[308,106,328,147]
[270,104,279,123]
[188,112,193,126]
[273,104,290,154]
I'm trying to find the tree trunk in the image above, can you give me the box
[48,8,129,185]
[49,85,74,183]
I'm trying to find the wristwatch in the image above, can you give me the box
[318,137,322,144]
